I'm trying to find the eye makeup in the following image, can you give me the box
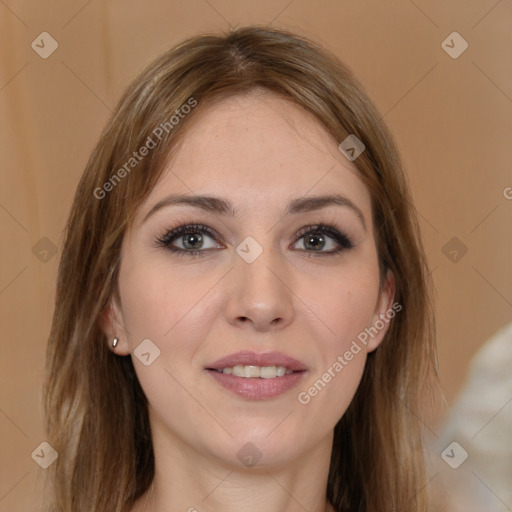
[153,222,355,258]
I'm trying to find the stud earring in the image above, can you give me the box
[112,337,119,348]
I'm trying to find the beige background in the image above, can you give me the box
[1,1,511,510]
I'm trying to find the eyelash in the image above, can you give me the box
[154,223,354,258]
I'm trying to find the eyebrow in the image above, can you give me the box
[143,193,366,230]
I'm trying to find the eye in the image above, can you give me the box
[291,224,354,255]
[155,222,354,258]
[155,224,223,256]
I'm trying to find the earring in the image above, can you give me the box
[112,337,119,348]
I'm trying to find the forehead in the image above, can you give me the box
[139,92,372,221]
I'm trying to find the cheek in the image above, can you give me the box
[118,258,219,345]
[294,282,377,433]
[117,261,221,425]
[296,351,366,431]
[302,257,381,352]
[294,256,380,405]
[117,257,226,413]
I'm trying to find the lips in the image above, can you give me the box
[206,350,308,372]
[205,350,308,400]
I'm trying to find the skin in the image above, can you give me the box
[102,91,394,512]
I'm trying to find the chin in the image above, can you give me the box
[205,424,316,470]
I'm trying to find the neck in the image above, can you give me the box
[132,410,335,512]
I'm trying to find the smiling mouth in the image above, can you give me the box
[205,350,308,398]
[206,366,307,400]
[208,365,299,379]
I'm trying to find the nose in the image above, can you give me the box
[225,249,295,332]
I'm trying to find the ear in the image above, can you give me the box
[365,269,396,353]
[99,296,131,356]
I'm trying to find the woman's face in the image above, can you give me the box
[108,92,394,468]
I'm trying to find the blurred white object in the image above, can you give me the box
[437,321,512,512]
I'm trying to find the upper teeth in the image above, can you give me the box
[218,365,293,378]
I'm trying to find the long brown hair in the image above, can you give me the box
[44,25,437,511]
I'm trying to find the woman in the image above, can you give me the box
[44,26,437,512]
